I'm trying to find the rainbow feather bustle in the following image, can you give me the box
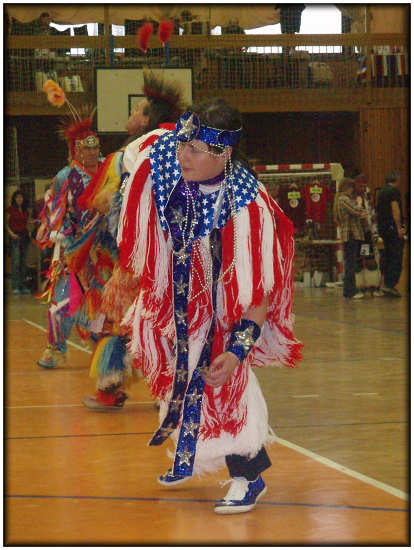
[89,335,138,391]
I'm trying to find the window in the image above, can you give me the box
[245,5,342,54]
[50,23,98,56]
[51,6,343,56]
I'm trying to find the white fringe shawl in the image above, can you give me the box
[165,368,270,476]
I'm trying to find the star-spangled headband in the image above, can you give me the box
[175,111,242,147]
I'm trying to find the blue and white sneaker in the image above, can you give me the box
[214,475,267,514]
[157,468,190,487]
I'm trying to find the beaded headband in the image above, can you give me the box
[175,111,242,147]
[75,134,99,149]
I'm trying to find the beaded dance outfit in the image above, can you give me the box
[36,160,103,352]
[70,125,176,401]
[36,108,103,357]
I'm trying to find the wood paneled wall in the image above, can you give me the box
[11,112,361,180]
[360,107,409,208]
[9,116,126,178]
[9,108,408,217]
[244,111,360,176]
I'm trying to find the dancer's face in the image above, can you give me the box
[75,143,100,172]
[15,194,24,207]
[177,140,230,182]
[126,99,150,136]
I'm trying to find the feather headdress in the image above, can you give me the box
[137,19,175,65]
[56,104,98,159]
[42,80,99,159]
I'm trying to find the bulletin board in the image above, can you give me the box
[95,68,192,133]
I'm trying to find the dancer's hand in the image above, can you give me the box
[202,352,240,388]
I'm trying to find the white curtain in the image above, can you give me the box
[6,4,280,29]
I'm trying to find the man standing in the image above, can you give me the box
[77,70,185,410]
[376,172,405,297]
[333,178,367,299]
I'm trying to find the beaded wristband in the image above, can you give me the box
[226,319,261,362]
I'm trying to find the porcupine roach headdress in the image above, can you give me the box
[142,68,185,125]
[42,80,98,161]
[78,67,186,219]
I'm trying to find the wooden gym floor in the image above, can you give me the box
[5,283,409,545]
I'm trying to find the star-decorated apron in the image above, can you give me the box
[147,131,259,477]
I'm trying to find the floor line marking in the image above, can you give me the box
[276,420,406,429]
[6,401,154,409]
[7,431,154,440]
[291,394,319,398]
[8,371,88,376]
[7,419,407,440]
[295,314,405,334]
[15,321,408,502]
[4,494,407,512]
[352,392,379,396]
[22,318,92,354]
[299,357,404,365]
[274,435,408,501]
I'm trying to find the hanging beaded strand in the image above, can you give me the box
[190,151,239,301]
[173,139,239,301]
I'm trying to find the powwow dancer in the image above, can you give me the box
[74,70,186,410]
[36,85,103,368]
[117,98,302,514]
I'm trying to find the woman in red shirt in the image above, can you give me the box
[6,190,31,295]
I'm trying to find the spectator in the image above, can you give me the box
[32,12,53,35]
[333,178,367,299]
[376,172,405,297]
[276,4,305,54]
[6,189,31,295]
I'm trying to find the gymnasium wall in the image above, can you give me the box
[244,111,360,176]
[360,106,409,209]
[11,111,361,179]
[10,116,127,178]
[10,106,408,209]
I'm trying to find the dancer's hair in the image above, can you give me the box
[10,189,29,211]
[190,98,256,177]
[123,70,186,147]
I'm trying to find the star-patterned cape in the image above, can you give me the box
[149,130,259,237]
[117,128,302,444]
